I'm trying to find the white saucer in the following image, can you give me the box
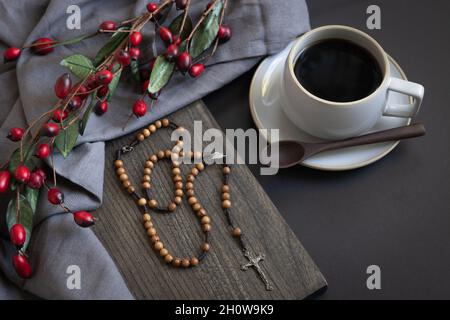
[249,42,411,171]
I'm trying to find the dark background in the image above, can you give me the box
[204,0,450,299]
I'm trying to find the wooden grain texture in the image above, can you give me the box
[92,101,327,299]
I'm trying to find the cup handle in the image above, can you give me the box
[383,77,424,118]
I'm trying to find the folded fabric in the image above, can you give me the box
[0,0,310,299]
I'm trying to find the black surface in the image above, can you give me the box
[204,0,450,299]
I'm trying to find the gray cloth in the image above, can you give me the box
[0,0,310,299]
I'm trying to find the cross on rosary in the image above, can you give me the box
[241,250,274,291]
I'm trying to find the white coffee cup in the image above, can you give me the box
[280,25,424,140]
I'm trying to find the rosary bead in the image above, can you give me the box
[142,182,151,189]
[173,175,182,182]
[195,163,205,171]
[149,124,157,133]
[164,254,173,263]
[162,119,170,127]
[176,140,184,147]
[222,192,230,200]
[154,241,164,251]
[116,167,125,175]
[197,208,207,218]
[115,160,124,168]
[181,258,190,268]
[188,197,197,205]
[201,243,210,252]
[172,258,181,267]
[192,203,201,211]
[175,181,183,190]
[122,180,131,188]
[144,168,152,175]
[191,168,199,176]
[143,213,151,222]
[159,248,169,257]
[222,200,231,209]
[168,203,177,212]
[186,182,194,190]
[147,228,157,236]
[150,235,160,243]
[142,129,151,137]
[164,150,172,158]
[145,161,154,169]
[137,133,145,141]
[175,189,184,197]
[119,174,129,181]
[222,185,230,193]
[155,120,162,128]
[193,151,202,161]
[172,160,180,168]
[186,189,195,197]
[174,196,182,205]
[187,174,195,182]
[138,198,147,206]
[223,166,231,174]
[127,186,135,193]
[201,216,210,224]
[202,224,211,232]
[190,258,199,266]
[144,221,153,229]
[142,175,151,182]
[172,167,181,175]
[150,155,158,162]
[149,199,158,208]
[232,227,242,237]
[157,150,165,159]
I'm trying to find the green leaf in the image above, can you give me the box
[60,54,95,79]
[108,64,122,101]
[94,27,130,67]
[7,194,35,251]
[25,187,39,212]
[148,55,175,94]
[189,0,224,59]
[55,116,80,158]
[79,93,97,136]
[130,60,140,84]
[169,13,193,40]
[9,144,38,174]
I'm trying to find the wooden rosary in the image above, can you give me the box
[114,118,273,291]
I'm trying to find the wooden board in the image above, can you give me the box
[92,101,327,299]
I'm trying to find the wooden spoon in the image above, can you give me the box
[267,123,426,168]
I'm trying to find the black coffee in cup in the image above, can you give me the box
[294,39,383,103]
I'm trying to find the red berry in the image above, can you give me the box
[159,27,173,44]
[10,224,26,249]
[14,165,30,184]
[30,37,54,55]
[99,20,117,31]
[27,172,44,189]
[52,109,68,122]
[218,25,232,43]
[0,171,11,193]
[176,51,192,72]
[48,187,64,205]
[172,35,182,46]
[54,73,72,99]
[149,58,156,71]
[75,85,89,99]
[95,101,108,115]
[147,2,158,12]
[165,44,179,61]
[40,123,60,137]
[141,79,150,93]
[12,253,32,279]
[115,50,131,66]
[133,99,147,117]
[68,96,83,111]
[189,63,205,78]
[73,211,95,228]
[176,0,188,10]
[95,70,113,85]
[129,47,140,60]
[33,168,47,181]
[130,32,142,46]
[86,75,98,90]
[36,143,51,159]
[3,47,21,63]
[7,127,25,142]
[97,85,109,99]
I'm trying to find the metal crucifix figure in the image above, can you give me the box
[241,249,274,291]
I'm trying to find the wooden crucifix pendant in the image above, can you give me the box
[241,249,274,291]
